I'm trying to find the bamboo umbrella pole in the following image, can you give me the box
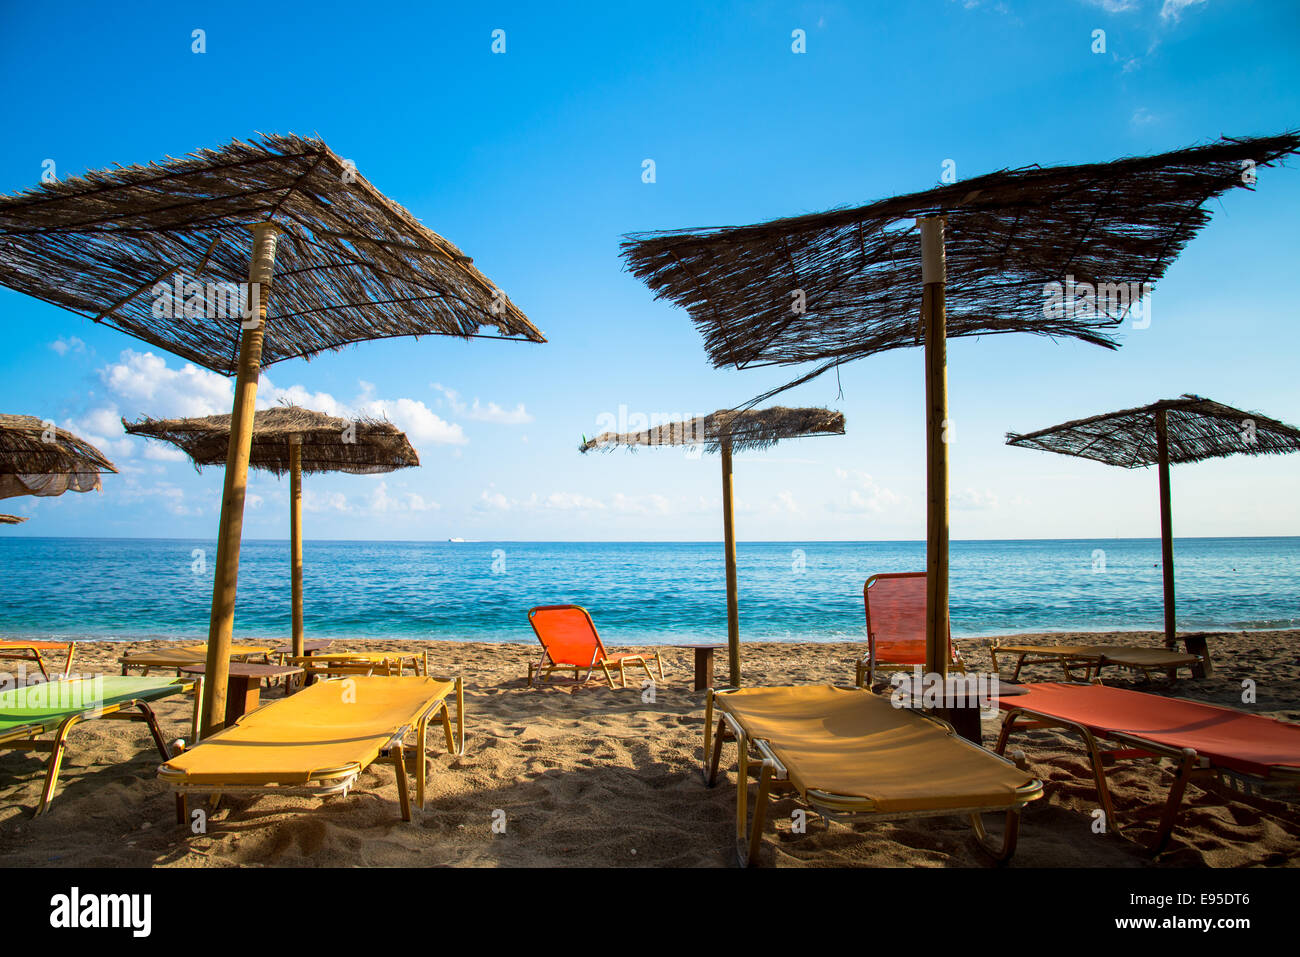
[289,434,304,658]
[200,222,281,738]
[919,216,950,679]
[720,437,741,686]
[1155,409,1177,647]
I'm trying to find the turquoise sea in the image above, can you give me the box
[0,537,1296,645]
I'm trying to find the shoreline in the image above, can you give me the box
[2,626,1297,646]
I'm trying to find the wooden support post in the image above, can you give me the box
[720,438,741,686]
[919,216,950,679]
[289,435,304,659]
[1155,409,1177,649]
[200,222,280,739]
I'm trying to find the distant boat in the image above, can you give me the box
[448,537,466,543]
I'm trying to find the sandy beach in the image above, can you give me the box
[1,630,1297,868]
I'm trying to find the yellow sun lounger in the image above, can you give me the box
[989,642,1202,682]
[120,644,272,676]
[704,686,1043,865]
[158,675,464,823]
[0,675,198,814]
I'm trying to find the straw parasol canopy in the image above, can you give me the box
[0,413,117,500]
[622,132,1298,390]
[580,406,845,685]
[618,131,1298,707]
[0,133,544,737]
[1005,394,1300,467]
[580,406,845,455]
[0,133,545,372]
[122,406,420,476]
[0,514,28,524]
[1007,395,1300,661]
[125,406,419,657]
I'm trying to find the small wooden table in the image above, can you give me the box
[681,644,724,691]
[179,661,303,726]
[1171,632,1218,679]
[922,676,1029,746]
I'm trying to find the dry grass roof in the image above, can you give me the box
[0,414,117,476]
[0,514,28,525]
[0,134,545,375]
[621,132,1299,396]
[580,406,845,454]
[123,405,419,477]
[1006,394,1300,468]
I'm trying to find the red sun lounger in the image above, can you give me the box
[995,681,1300,853]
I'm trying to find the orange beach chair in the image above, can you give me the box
[0,640,77,680]
[995,681,1300,853]
[527,605,663,689]
[855,572,965,688]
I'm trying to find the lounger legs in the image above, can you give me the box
[1151,748,1198,855]
[997,709,1201,854]
[968,809,1023,863]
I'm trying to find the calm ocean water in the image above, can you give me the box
[0,538,1296,645]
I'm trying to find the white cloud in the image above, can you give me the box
[369,481,440,513]
[829,468,904,515]
[303,490,349,513]
[358,397,466,446]
[543,492,605,511]
[432,383,533,425]
[64,406,134,460]
[1131,106,1157,127]
[1160,0,1206,23]
[50,336,85,356]
[953,488,1000,511]
[1079,0,1139,11]
[100,350,232,418]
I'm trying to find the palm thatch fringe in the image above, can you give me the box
[0,414,118,476]
[1006,394,1300,468]
[0,134,545,375]
[621,133,1299,394]
[123,405,419,477]
[580,406,844,455]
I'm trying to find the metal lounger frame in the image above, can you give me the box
[703,687,1041,866]
[0,676,200,815]
[163,676,465,825]
[994,686,1300,854]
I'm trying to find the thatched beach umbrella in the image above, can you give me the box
[580,406,845,685]
[0,515,29,525]
[0,414,117,506]
[124,406,419,658]
[620,132,1299,685]
[1007,394,1300,664]
[0,134,544,736]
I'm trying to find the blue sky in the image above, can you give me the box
[1,0,1297,542]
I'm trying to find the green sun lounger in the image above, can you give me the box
[0,675,198,815]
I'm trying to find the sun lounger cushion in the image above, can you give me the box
[716,686,1036,813]
[0,676,191,739]
[1003,682,1300,778]
[158,676,455,786]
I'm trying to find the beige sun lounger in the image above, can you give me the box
[704,685,1043,865]
[989,642,1202,682]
